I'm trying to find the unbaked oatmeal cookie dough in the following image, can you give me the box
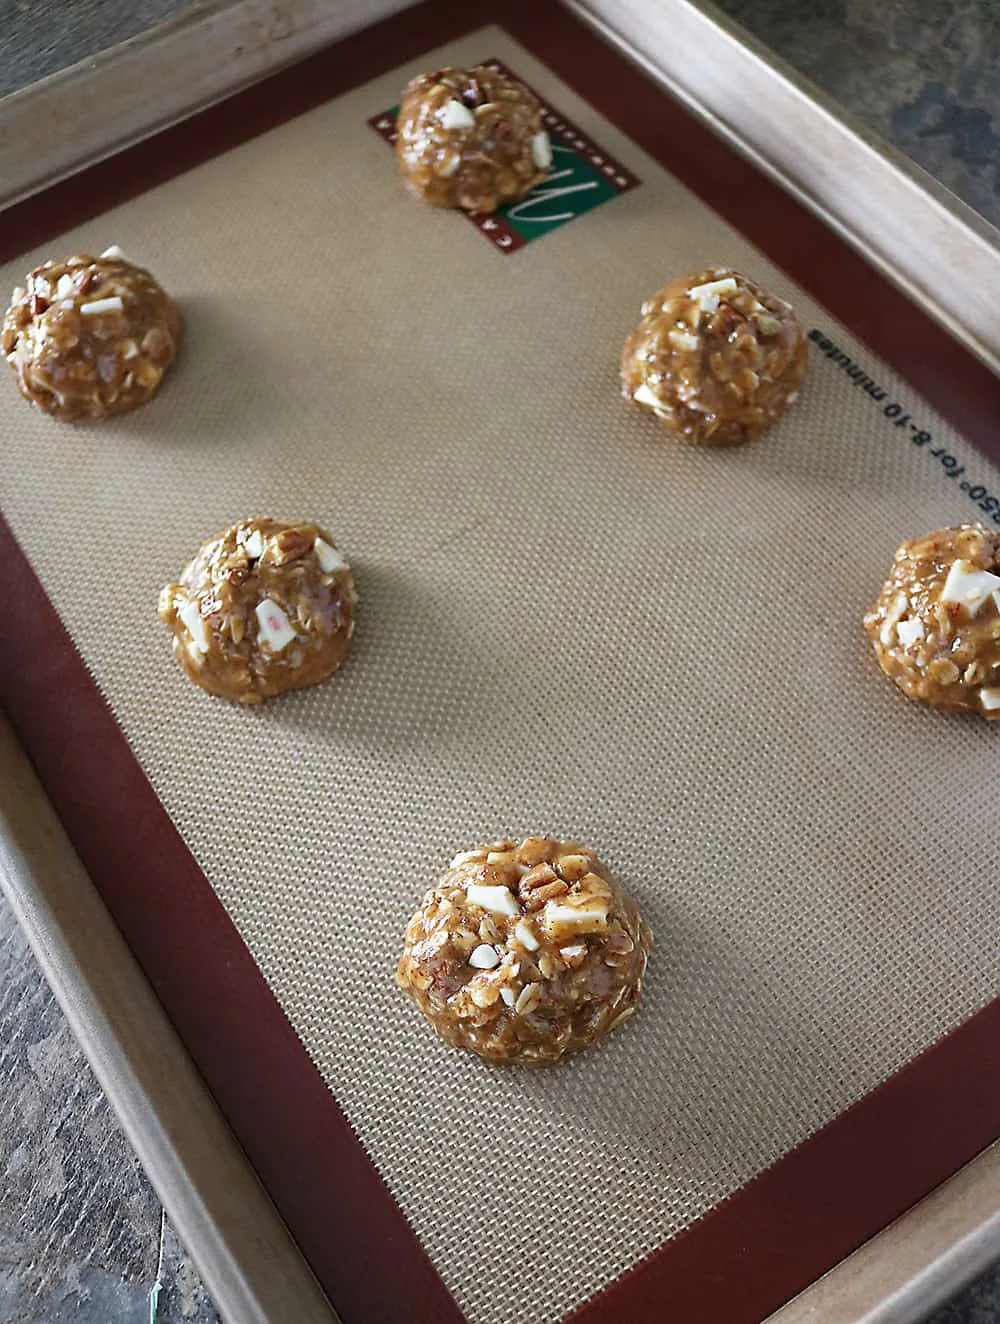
[621,267,807,446]
[2,248,180,421]
[395,65,551,212]
[397,836,652,1066]
[864,524,1000,719]
[159,518,357,704]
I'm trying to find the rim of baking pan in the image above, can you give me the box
[1,2,999,1323]
[0,716,338,1324]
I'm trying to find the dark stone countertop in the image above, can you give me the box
[1,3,998,1322]
[0,888,216,1323]
[714,0,1000,231]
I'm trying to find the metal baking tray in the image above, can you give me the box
[1,4,999,1322]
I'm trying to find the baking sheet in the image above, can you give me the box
[1,27,999,1324]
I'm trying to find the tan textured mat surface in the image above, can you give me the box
[2,29,999,1324]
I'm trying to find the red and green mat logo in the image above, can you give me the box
[368,59,641,253]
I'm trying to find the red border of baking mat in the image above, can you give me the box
[2,3,1000,1322]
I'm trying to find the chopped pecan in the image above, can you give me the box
[707,303,742,339]
[273,528,314,564]
[141,326,172,362]
[519,863,569,911]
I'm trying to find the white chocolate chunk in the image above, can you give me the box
[55,274,75,299]
[669,329,700,351]
[80,296,124,316]
[101,245,128,261]
[466,884,521,917]
[531,130,552,169]
[468,944,500,970]
[438,99,476,131]
[254,598,297,652]
[632,381,662,410]
[500,986,517,1006]
[514,919,539,951]
[179,599,210,653]
[940,560,1000,615]
[242,528,264,559]
[542,900,609,935]
[895,617,925,648]
[314,536,350,575]
[560,944,587,959]
[438,154,460,178]
[879,621,896,647]
[450,850,484,869]
[688,277,738,313]
[980,688,1000,711]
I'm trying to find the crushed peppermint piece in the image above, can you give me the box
[314,536,350,575]
[254,598,297,652]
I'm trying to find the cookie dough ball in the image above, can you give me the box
[2,248,180,422]
[397,836,652,1066]
[395,65,551,212]
[621,267,807,445]
[864,524,1000,719]
[159,518,357,704]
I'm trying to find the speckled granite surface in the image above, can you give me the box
[1,3,999,1322]
[714,0,1000,231]
[0,890,216,1323]
[0,1,199,98]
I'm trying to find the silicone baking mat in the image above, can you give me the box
[2,6,1000,1323]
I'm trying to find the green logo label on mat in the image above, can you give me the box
[368,59,640,254]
